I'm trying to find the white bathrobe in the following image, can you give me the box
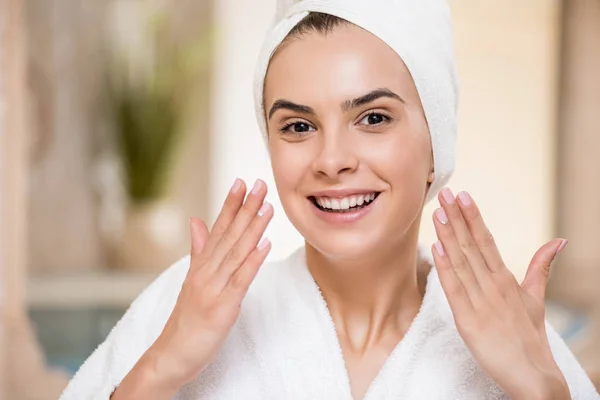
[60,248,599,400]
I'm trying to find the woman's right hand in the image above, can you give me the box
[112,179,273,399]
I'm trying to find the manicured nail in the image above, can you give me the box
[251,179,263,195]
[258,202,271,217]
[258,237,270,250]
[556,239,568,256]
[230,178,242,194]
[457,191,472,206]
[441,188,455,204]
[435,208,448,224]
[434,241,445,256]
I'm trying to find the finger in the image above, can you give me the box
[199,178,246,262]
[225,237,272,302]
[190,218,209,255]
[433,205,482,301]
[431,241,473,315]
[521,239,566,302]
[215,202,274,289]
[455,191,504,273]
[208,179,268,271]
[439,188,493,290]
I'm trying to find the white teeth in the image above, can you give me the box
[331,199,340,210]
[340,198,350,210]
[314,193,378,210]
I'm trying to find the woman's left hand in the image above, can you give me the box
[431,188,571,400]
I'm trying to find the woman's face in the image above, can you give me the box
[264,24,433,259]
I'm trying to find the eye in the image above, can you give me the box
[280,121,316,135]
[358,112,390,126]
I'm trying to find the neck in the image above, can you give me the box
[305,229,428,346]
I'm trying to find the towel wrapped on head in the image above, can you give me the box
[254,0,459,202]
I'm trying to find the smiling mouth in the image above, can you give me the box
[308,192,381,213]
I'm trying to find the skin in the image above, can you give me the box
[111,23,571,400]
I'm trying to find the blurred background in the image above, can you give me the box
[0,0,599,398]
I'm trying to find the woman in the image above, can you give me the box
[61,1,598,399]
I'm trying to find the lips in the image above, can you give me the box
[309,192,381,213]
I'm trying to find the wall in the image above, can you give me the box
[25,0,108,274]
[0,0,70,397]
[0,1,7,395]
[549,0,600,381]
[550,0,600,309]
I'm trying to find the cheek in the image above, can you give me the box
[269,142,311,197]
[359,131,431,186]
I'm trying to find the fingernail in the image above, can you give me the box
[435,208,448,224]
[555,239,568,256]
[441,188,455,204]
[258,237,270,250]
[230,178,242,194]
[457,191,472,206]
[434,241,445,256]
[258,202,271,217]
[251,179,263,195]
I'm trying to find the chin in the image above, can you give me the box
[304,228,386,261]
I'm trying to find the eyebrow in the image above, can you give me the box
[267,88,404,120]
[341,88,405,111]
[268,100,315,120]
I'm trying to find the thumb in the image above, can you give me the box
[521,238,568,301]
[190,217,209,255]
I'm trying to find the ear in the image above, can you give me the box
[427,150,435,183]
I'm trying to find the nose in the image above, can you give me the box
[311,129,359,180]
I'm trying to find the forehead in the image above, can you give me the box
[264,25,418,107]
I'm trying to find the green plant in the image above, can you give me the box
[107,10,212,205]
[113,87,179,204]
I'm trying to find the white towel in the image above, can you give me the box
[254,0,459,202]
[60,248,599,399]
